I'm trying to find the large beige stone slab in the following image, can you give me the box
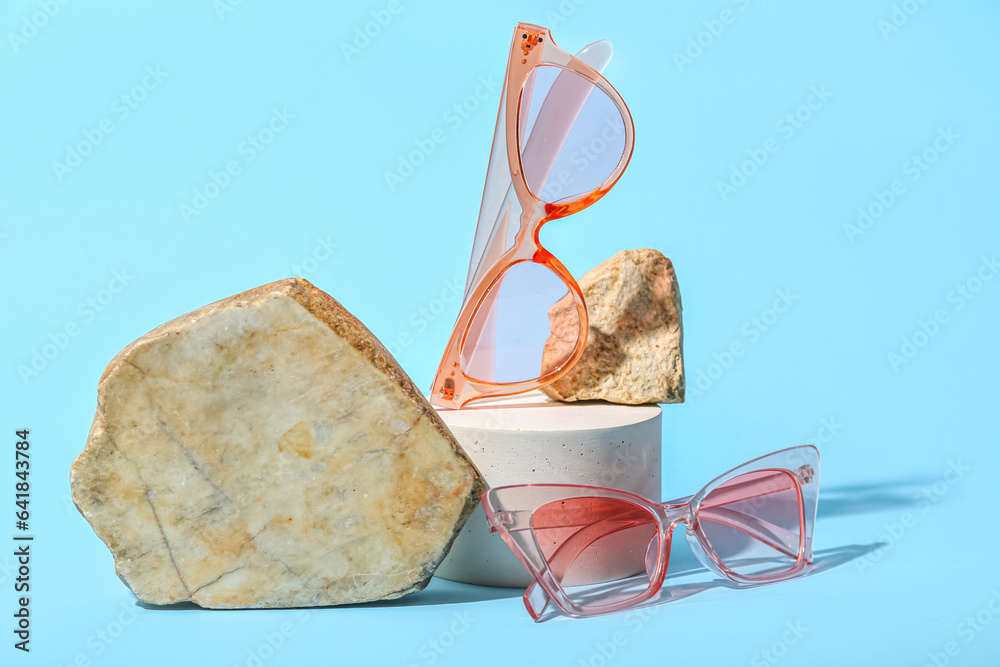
[71,278,484,608]
[541,249,684,405]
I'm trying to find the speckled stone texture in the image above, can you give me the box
[71,278,484,608]
[541,249,685,405]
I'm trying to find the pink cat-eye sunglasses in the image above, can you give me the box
[430,23,634,409]
[483,446,820,620]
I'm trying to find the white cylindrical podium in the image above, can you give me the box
[433,391,661,587]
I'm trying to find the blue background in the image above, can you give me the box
[2,0,998,665]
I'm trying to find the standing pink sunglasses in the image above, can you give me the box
[430,23,634,409]
[483,446,820,620]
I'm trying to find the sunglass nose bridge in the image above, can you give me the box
[644,514,691,581]
[659,503,694,529]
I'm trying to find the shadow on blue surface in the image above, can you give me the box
[530,542,881,622]
[137,483,909,615]
[136,577,521,613]
[818,477,943,518]
[355,578,523,608]
[137,541,878,618]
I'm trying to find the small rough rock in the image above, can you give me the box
[541,249,684,405]
[71,278,484,608]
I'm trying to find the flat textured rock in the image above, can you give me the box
[541,249,684,404]
[71,278,484,608]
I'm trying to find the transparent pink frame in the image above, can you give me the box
[483,445,820,620]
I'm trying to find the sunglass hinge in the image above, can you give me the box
[494,511,515,526]
[796,465,816,485]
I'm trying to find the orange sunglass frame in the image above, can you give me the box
[430,23,635,409]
